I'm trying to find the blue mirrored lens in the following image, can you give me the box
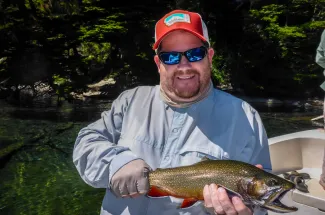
[159,47,207,65]
[186,47,206,62]
[160,53,181,65]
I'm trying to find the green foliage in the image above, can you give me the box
[301,20,325,29]
[0,22,14,30]
[79,15,127,41]
[52,74,72,96]
[1,0,325,102]
[211,53,229,86]
[53,74,70,86]
[269,25,306,40]
[0,57,7,73]
[250,4,285,23]
[46,33,65,41]
[250,4,307,41]
[239,0,325,96]
[80,42,110,64]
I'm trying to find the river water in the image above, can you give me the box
[0,98,323,215]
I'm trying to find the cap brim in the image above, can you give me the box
[153,28,208,50]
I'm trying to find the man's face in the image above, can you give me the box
[154,30,214,103]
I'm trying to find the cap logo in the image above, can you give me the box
[164,13,190,26]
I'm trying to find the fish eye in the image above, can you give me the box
[266,179,278,186]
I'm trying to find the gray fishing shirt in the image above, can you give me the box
[73,84,272,215]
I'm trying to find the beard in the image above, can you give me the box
[164,68,209,100]
[172,69,199,98]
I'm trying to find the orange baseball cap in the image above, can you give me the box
[153,9,210,50]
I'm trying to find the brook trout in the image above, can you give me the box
[147,158,298,213]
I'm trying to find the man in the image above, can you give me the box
[73,9,272,215]
[318,149,325,191]
[316,29,325,128]
[315,29,325,189]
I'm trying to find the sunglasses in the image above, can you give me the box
[158,46,208,65]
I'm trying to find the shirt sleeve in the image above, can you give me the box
[248,109,272,172]
[239,102,272,172]
[72,90,140,188]
[316,30,325,69]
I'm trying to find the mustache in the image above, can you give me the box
[173,69,199,77]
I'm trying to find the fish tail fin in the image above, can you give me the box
[180,198,198,208]
[147,186,169,197]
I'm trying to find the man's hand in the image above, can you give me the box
[110,159,151,198]
[203,164,263,215]
[203,184,252,215]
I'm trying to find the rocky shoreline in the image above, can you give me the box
[0,79,324,112]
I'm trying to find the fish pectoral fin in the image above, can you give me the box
[147,186,169,197]
[180,198,198,208]
[217,185,243,200]
[236,179,256,203]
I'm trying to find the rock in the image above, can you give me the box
[87,78,116,89]
[5,81,54,107]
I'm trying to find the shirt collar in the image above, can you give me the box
[157,80,216,111]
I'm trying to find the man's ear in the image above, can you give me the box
[154,55,161,73]
[207,48,214,63]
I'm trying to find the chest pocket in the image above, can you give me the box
[118,133,163,169]
[178,142,228,167]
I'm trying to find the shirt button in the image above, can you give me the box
[165,156,170,160]
[172,128,178,133]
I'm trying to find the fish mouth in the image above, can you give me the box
[263,187,298,213]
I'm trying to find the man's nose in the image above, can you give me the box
[177,55,191,68]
